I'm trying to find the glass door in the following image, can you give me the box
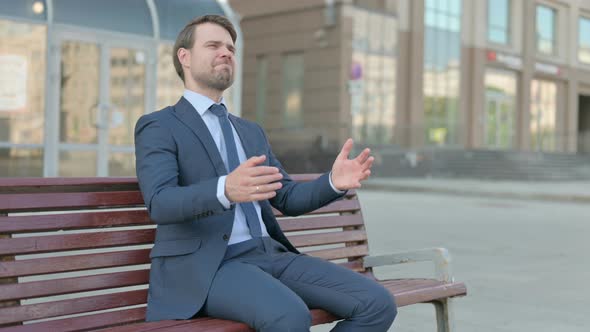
[50,29,153,176]
[483,69,517,149]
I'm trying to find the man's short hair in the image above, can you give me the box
[173,15,237,82]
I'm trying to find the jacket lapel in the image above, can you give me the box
[171,97,227,176]
[229,115,262,159]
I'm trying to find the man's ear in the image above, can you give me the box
[177,48,190,69]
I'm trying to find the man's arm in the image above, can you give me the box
[253,125,344,216]
[134,114,226,225]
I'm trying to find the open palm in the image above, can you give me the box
[331,139,374,191]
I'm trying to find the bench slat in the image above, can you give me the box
[0,230,155,255]
[381,279,467,307]
[287,230,367,248]
[0,211,151,234]
[304,245,368,260]
[278,215,364,232]
[0,192,144,212]
[0,249,150,278]
[273,199,361,216]
[0,289,147,325]
[0,270,149,302]
[0,307,148,332]
[0,279,467,331]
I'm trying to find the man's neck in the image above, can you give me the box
[184,82,223,103]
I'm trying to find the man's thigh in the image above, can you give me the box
[203,260,309,327]
[277,254,389,319]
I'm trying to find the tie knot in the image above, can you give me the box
[209,103,228,118]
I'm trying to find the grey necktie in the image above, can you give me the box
[209,103,263,237]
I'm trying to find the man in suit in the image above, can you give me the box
[135,15,396,332]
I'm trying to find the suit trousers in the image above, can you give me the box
[202,237,397,332]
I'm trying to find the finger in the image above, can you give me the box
[251,173,283,185]
[336,138,353,161]
[355,148,371,164]
[251,191,277,201]
[360,169,371,181]
[252,182,282,194]
[245,155,267,167]
[361,156,374,171]
[248,166,280,176]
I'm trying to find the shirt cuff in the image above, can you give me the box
[217,176,231,209]
[329,171,346,194]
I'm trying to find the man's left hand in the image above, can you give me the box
[331,138,374,191]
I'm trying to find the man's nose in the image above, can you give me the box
[219,47,233,59]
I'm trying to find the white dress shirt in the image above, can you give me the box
[183,89,344,245]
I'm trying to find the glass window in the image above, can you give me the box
[156,44,184,110]
[488,0,510,45]
[423,0,462,146]
[350,9,397,145]
[0,18,47,177]
[59,41,100,144]
[53,0,153,36]
[108,48,146,146]
[256,56,268,126]
[58,150,97,176]
[579,16,590,64]
[536,5,556,55]
[282,53,304,128]
[484,69,517,149]
[530,79,557,151]
[0,147,43,177]
[0,19,46,145]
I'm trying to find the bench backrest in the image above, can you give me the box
[0,175,368,328]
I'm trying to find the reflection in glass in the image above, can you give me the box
[109,152,135,176]
[488,0,510,45]
[282,53,304,128]
[256,56,268,125]
[536,5,556,55]
[58,150,97,176]
[484,69,517,149]
[424,0,462,146]
[579,17,590,64]
[350,8,397,145]
[0,19,46,144]
[59,41,99,144]
[109,48,145,146]
[530,80,557,151]
[0,148,43,177]
[156,43,184,110]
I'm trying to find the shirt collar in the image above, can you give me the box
[183,89,226,116]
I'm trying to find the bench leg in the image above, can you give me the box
[433,299,454,332]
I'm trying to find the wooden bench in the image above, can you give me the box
[0,175,466,332]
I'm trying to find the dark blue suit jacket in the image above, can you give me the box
[134,97,344,321]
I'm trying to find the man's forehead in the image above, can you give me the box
[194,23,233,43]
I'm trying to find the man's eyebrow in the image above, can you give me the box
[205,40,235,51]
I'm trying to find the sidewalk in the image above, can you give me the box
[363,177,590,203]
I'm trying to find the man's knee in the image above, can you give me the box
[357,284,397,325]
[258,299,311,331]
[371,285,397,323]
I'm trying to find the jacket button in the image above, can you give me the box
[223,234,229,241]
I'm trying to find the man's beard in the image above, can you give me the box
[193,67,234,91]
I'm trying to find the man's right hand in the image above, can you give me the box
[225,155,283,203]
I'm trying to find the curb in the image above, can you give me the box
[362,182,590,204]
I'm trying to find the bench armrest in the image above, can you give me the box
[363,247,453,282]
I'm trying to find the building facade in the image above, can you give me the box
[230,0,590,171]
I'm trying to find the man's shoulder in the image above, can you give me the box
[230,114,262,130]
